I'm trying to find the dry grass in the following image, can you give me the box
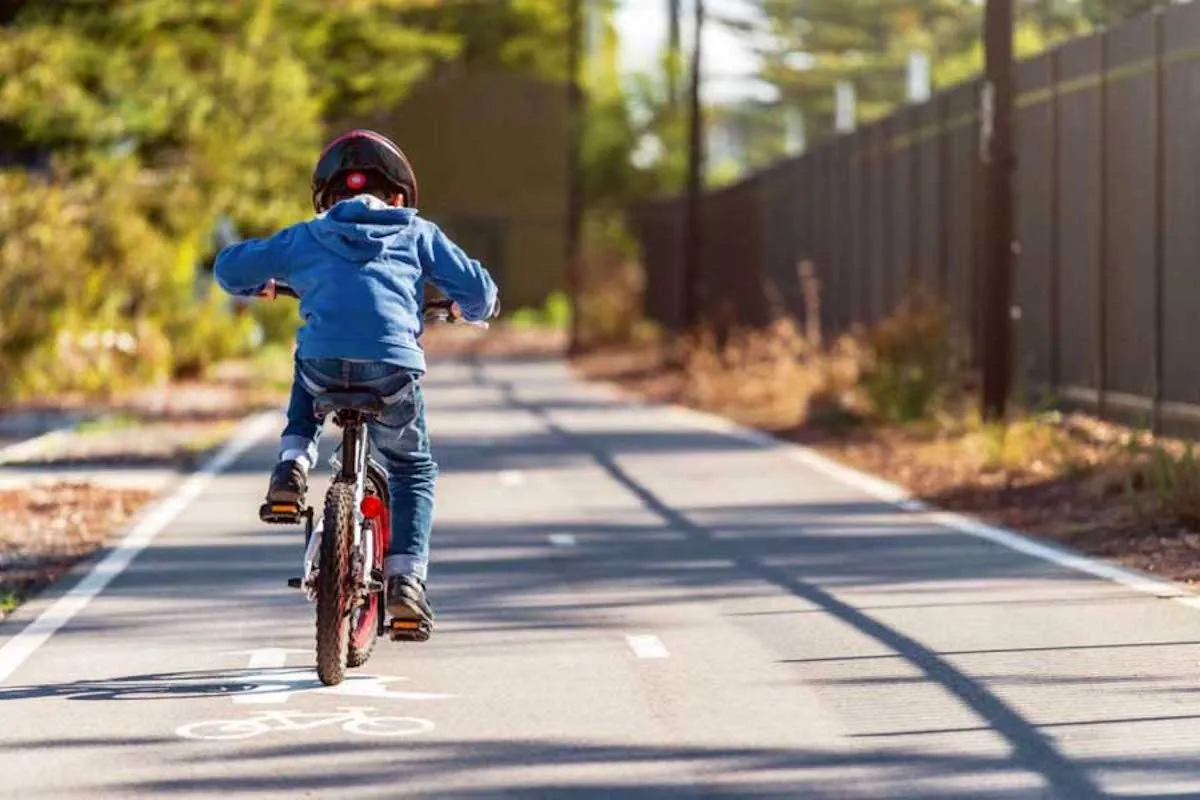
[0,483,154,617]
[574,297,1200,583]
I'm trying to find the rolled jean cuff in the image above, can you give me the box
[384,555,428,581]
[279,434,319,467]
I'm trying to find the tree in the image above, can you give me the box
[0,0,456,395]
[398,0,569,80]
[728,0,1154,143]
[728,1,981,139]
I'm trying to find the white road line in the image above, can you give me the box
[668,403,1200,607]
[626,634,669,659]
[0,427,74,466]
[234,647,308,670]
[548,533,577,547]
[498,470,526,487]
[0,411,278,685]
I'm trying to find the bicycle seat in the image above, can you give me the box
[314,391,385,417]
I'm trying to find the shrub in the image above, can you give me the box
[861,296,962,423]
[576,213,652,348]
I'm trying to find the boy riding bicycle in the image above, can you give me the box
[213,130,499,636]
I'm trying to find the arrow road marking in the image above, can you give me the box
[232,670,454,705]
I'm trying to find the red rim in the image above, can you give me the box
[350,503,389,651]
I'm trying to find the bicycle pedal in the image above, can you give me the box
[287,577,303,589]
[388,619,432,642]
[259,502,306,525]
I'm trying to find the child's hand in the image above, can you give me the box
[256,279,278,300]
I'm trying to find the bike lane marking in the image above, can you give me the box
[0,412,279,685]
[498,469,526,486]
[225,649,454,707]
[230,669,455,705]
[174,649,453,740]
[176,707,435,741]
[626,634,669,659]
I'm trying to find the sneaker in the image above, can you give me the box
[266,459,308,505]
[386,574,434,629]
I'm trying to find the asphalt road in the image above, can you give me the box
[4,358,1200,799]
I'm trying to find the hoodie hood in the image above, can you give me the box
[306,195,418,263]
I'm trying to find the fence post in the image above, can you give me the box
[938,93,951,300]
[907,110,916,293]
[1049,47,1062,399]
[682,0,705,331]
[565,0,585,354]
[882,118,894,315]
[1096,28,1110,419]
[980,0,1017,420]
[1152,9,1166,433]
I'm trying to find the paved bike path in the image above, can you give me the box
[3,358,1200,798]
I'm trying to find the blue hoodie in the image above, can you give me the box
[213,196,498,373]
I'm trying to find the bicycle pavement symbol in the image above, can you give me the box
[173,648,453,741]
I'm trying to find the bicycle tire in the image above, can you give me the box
[348,472,389,668]
[316,481,354,686]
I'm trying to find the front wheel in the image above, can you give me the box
[315,481,355,686]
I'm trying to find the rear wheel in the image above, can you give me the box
[316,481,354,686]
[348,475,388,668]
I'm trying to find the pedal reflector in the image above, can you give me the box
[271,504,299,513]
[391,620,422,630]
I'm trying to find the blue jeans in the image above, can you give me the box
[282,357,437,581]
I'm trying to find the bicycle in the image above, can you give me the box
[175,706,433,741]
[258,282,482,686]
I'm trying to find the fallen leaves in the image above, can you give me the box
[0,483,153,617]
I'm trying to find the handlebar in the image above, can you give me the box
[269,283,486,328]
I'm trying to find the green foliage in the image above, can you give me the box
[1143,444,1200,528]
[398,0,567,80]
[935,21,1062,87]
[0,590,18,616]
[0,0,644,399]
[735,0,1149,142]
[577,213,651,348]
[509,292,573,330]
[0,0,461,399]
[861,298,960,423]
[251,299,304,348]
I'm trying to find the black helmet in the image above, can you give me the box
[311,129,419,213]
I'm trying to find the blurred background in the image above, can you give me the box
[0,0,1183,427]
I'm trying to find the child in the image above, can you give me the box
[213,129,499,635]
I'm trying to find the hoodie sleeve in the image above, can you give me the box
[213,226,298,297]
[416,221,499,322]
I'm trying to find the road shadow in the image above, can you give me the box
[0,667,275,702]
[484,367,1115,799]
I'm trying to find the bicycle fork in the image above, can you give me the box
[300,417,376,602]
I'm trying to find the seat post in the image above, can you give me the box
[339,414,361,481]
